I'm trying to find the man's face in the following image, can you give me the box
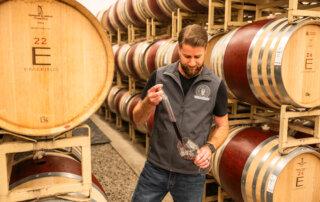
[178,44,206,78]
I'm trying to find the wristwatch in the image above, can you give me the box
[205,142,216,153]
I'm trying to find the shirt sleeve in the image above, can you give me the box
[141,70,157,100]
[212,81,228,117]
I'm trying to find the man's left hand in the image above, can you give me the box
[194,145,211,169]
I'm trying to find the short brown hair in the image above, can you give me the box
[178,24,208,48]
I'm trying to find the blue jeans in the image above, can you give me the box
[131,161,206,202]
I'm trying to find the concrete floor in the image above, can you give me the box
[91,114,174,202]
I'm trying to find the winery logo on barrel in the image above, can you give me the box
[194,85,210,101]
[29,5,53,20]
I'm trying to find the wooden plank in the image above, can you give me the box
[292,9,320,17]
[228,21,249,26]
[283,109,320,119]
[81,144,92,187]
[233,4,257,11]
[0,136,89,154]
[224,0,231,31]
[7,183,91,202]
[228,119,267,126]
[281,137,320,148]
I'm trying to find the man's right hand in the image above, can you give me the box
[146,84,164,106]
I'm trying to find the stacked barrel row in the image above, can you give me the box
[100,0,209,33]
[0,0,114,201]
[114,37,179,80]
[105,37,179,134]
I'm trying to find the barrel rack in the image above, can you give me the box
[0,125,92,202]
[227,99,320,154]
[207,0,320,34]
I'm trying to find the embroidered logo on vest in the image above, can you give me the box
[194,85,210,101]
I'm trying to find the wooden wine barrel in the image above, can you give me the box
[10,155,108,201]
[106,86,124,113]
[116,0,133,29]
[108,3,126,31]
[210,28,239,99]
[126,0,146,27]
[155,39,179,69]
[0,0,114,136]
[119,91,136,122]
[172,0,208,12]
[127,93,149,134]
[212,126,320,202]
[126,40,154,81]
[114,89,128,115]
[112,44,120,78]
[132,40,154,81]
[101,7,117,33]
[126,42,144,80]
[211,18,320,108]
[204,33,226,71]
[143,0,177,21]
[144,36,172,74]
[116,44,132,77]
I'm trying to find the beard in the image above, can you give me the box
[180,63,203,78]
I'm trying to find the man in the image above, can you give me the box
[132,24,229,202]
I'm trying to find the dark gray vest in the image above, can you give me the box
[147,61,222,174]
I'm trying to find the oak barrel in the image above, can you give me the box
[116,0,133,29]
[106,86,124,113]
[10,154,108,201]
[143,0,177,21]
[155,39,179,70]
[101,7,117,33]
[109,2,126,31]
[212,126,320,202]
[116,44,132,77]
[204,32,226,71]
[126,0,146,27]
[125,93,148,134]
[126,40,153,81]
[126,41,145,80]
[119,91,137,122]
[114,89,128,115]
[0,0,114,136]
[144,37,175,74]
[211,18,320,108]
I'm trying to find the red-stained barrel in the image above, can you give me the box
[126,0,146,27]
[211,18,320,108]
[212,126,320,202]
[10,154,108,201]
[116,44,132,77]
[144,0,177,21]
[114,89,128,115]
[144,37,178,74]
[101,7,116,33]
[128,40,154,81]
[106,86,125,113]
[126,93,149,134]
